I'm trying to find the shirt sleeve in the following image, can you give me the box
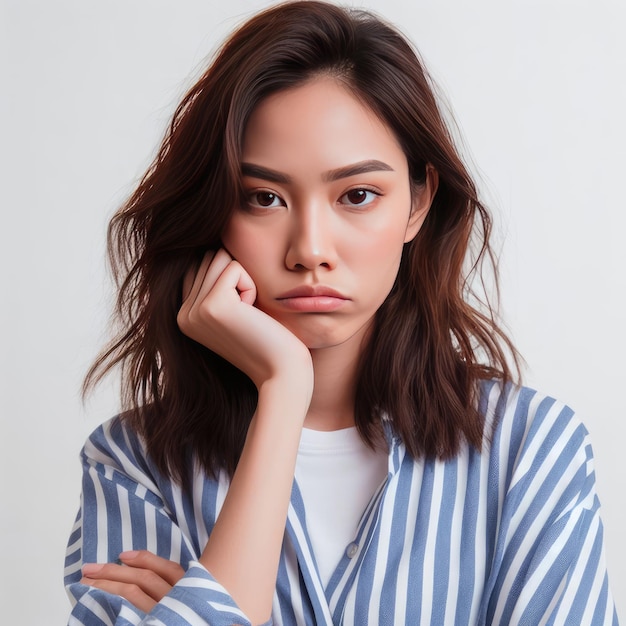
[64,418,270,626]
[484,399,619,625]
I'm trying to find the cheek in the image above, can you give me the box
[352,226,408,302]
[350,221,407,270]
[221,218,280,297]
[222,219,260,264]
[346,191,414,266]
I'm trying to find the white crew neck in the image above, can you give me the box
[295,425,388,587]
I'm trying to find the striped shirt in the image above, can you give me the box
[64,381,619,625]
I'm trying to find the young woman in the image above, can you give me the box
[64,2,618,624]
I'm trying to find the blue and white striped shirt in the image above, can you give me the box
[64,381,619,625]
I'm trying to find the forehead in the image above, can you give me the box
[242,78,407,172]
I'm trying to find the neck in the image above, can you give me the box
[304,335,365,432]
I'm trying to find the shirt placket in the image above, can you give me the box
[283,430,403,625]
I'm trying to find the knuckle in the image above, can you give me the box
[127,583,143,599]
[197,298,216,320]
[176,309,190,331]
[144,570,160,585]
[191,299,220,329]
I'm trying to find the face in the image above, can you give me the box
[222,77,436,352]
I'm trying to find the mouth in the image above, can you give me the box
[276,285,349,312]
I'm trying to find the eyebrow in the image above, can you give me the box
[240,159,394,184]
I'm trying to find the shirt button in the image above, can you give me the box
[346,542,358,558]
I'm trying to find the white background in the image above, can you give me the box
[2,0,624,622]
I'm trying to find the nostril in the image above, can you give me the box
[292,261,331,271]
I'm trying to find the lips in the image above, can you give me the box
[277,285,347,299]
[276,285,349,312]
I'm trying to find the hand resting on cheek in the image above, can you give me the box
[177,248,313,392]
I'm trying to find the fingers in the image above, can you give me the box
[211,257,257,306]
[190,248,236,309]
[181,255,207,303]
[80,575,157,613]
[118,550,184,586]
[81,561,170,600]
[80,551,185,610]
[182,250,217,308]
[178,249,258,341]
[176,246,307,389]
[180,249,239,314]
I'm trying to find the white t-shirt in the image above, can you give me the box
[294,426,388,587]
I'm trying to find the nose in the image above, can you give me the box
[284,203,338,271]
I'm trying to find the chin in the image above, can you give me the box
[291,328,344,351]
[284,318,373,353]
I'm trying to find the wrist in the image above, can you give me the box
[258,372,313,423]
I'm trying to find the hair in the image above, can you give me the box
[86,0,520,484]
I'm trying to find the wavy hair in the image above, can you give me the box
[86,1,520,483]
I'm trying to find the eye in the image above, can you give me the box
[246,191,285,209]
[339,188,380,207]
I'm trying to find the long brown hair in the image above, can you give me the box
[86,1,520,483]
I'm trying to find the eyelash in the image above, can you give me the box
[245,187,382,211]
[339,187,381,207]
[246,191,285,210]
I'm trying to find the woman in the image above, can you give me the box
[64,2,618,624]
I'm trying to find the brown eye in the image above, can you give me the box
[346,189,367,204]
[257,192,278,206]
[247,191,284,209]
[339,188,379,207]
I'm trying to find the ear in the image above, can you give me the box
[404,164,439,243]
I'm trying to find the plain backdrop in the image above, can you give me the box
[2,0,624,622]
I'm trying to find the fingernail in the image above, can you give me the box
[119,550,139,560]
[82,563,104,575]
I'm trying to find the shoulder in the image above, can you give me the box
[83,415,147,468]
[80,415,167,496]
[480,380,588,452]
[480,381,597,513]
[471,384,617,626]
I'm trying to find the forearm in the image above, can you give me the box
[199,376,310,624]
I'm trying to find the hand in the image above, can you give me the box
[177,249,313,394]
[80,550,184,613]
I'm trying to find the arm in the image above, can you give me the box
[69,250,313,625]
[484,400,619,625]
[65,420,263,626]
[177,249,314,624]
[198,379,308,621]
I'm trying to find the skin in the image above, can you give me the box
[81,77,438,624]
